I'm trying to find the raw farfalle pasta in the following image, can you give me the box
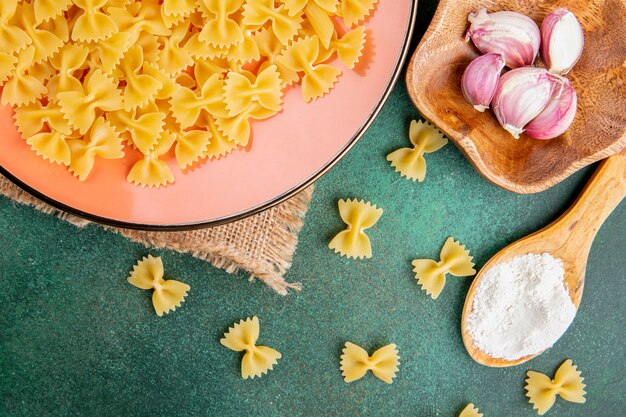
[0,1,31,56]
[277,36,341,102]
[387,120,448,182]
[340,342,399,384]
[459,403,483,417]
[127,255,190,317]
[328,199,383,259]
[220,316,282,379]
[2,0,376,188]
[127,132,176,187]
[525,359,586,415]
[68,117,125,180]
[412,237,476,299]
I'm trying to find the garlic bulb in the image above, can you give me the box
[541,8,584,74]
[466,9,541,69]
[525,77,577,140]
[461,53,506,112]
[492,67,555,139]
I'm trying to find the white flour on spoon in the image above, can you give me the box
[466,253,577,361]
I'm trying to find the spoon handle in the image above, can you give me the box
[557,148,626,242]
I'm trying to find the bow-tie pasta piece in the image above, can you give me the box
[525,360,586,415]
[106,0,171,45]
[325,26,366,69]
[412,237,476,299]
[329,199,383,259]
[0,1,32,55]
[157,20,194,76]
[47,43,90,100]
[340,342,400,384]
[277,36,341,102]
[26,130,71,166]
[13,100,72,140]
[127,255,190,317]
[117,46,163,111]
[224,64,283,117]
[338,0,378,28]
[1,47,47,107]
[387,120,448,182]
[175,129,213,170]
[459,403,483,417]
[33,0,73,24]
[197,0,244,48]
[242,0,302,45]
[170,72,227,129]
[202,115,240,160]
[215,102,277,147]
[107,107,165,155]
[15,3,64,65]
[57,69,123,134]
[127,131,176,188]
[71,0,118,42]
[68,117,124,180]
[220,316,282,379]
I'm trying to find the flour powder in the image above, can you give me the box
[466,253,577,360]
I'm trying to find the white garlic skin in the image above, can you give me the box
[466,9,541,69]
[461,53,506,112]
[492,67,555,139]
[541,8,585,74]
[525,77,578,140]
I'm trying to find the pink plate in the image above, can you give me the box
[0,1,417,230]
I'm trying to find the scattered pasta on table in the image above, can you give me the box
[340,342,400,384]
[525,359,586,415]
[127,255,190,317]
[412,237,476,299]
[220,316,282,379]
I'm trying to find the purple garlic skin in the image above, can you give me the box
[461,53,506,112]
[525,77,578,140]
[492,67,555,139]
[541,8,585,74]
[466,9,541,69]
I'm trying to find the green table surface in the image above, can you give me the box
[1,3,625,416]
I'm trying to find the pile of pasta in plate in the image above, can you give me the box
[0,0,377,187]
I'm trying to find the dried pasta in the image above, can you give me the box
[328,199,383,259]
[339,0,378,28]
[2,0,377,187]
[340,342,399,384]
[387,120,448,182]
[220,316,281,379]
[412,237,476,299]
[127,255,190,316]
[525,359,586,415]
[459,403,483,417]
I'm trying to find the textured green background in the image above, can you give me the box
[1,2,625,416]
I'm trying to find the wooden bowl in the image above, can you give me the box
[406,0,626,194]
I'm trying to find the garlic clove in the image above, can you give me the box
[492,67,555,139]
[525,76,577,140]
[466,9,541,69]
[461,53,506,112]
[541,8,584,74]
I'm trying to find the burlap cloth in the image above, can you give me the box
[0,175,312,294]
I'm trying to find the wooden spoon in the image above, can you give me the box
[461,148,626,367]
